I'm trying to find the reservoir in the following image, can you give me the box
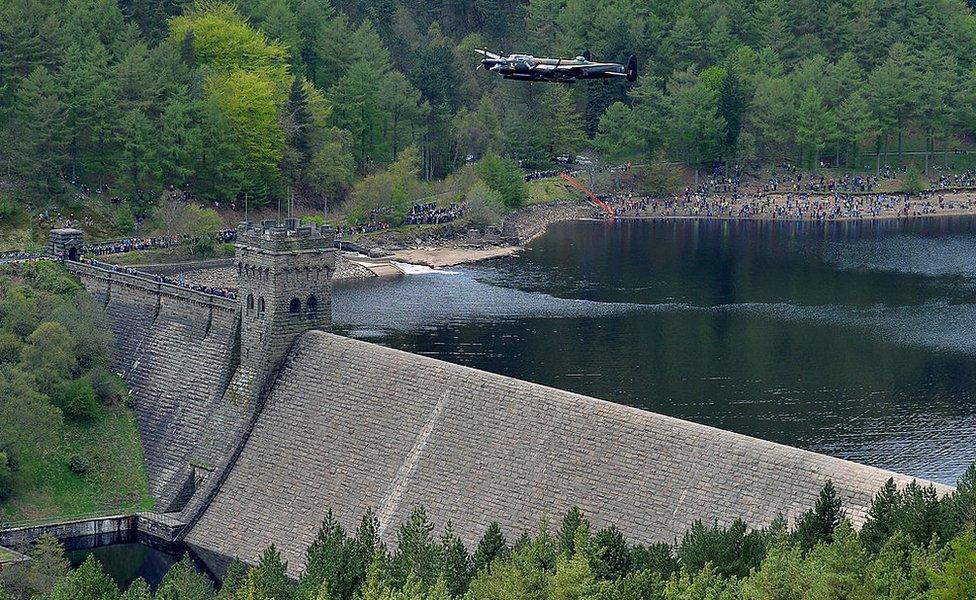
[334,217,976,486]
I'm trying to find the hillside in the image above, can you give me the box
[2,0,976,242]
[0,262,152,523]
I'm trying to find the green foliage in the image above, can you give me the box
[794,480,844,553]
[12,472,976,600]
[53,377,100,422]
[677,519,767,579]
[476,154,527,209]
[463,180,505,228]
[115,203,136,236]
[929,527,976,599]
[21,321,76,387]
[47,555,120,600]
[903,164,924,195]
[472,522,509,574]
[155,556,215,600]
[0,453,11,501]
[348,147,425,225]
[240,545,296,600]
[68,453,93,474]
[0,264,150,522]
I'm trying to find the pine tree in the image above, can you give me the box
[8,66,68,194]
[47,555,120,600]
[559,507,590,556]
[717,69,743,153]
[440,523,473,596]
[795,480,844,553]
[473,522,509,574]
[391,507,441,588]
[860,478,901,553]
[216,560,248,600]
[155,556,215,600]
[120,579,152,600]
[246,545,296,600]
[283,77,313,180]
[591,526,630,581]
[795,86,835,167]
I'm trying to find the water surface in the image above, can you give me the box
[334,218,976,485]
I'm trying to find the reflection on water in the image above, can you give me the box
[67,543,179,590]
[333,217,976,485]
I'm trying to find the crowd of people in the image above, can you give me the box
[756,171,882,194]
[611,190,975,221]
[524,169,567,182]
[83,229,237,256]
[82,258,237,299]
[405,202,464,225]
[932,169,976,189]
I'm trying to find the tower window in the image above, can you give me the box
[289,298,301,314]
[247,294,254,314]
[307,295,318,313]
[257,297,266,314]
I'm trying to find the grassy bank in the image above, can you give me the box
[0,262,153,524]
[1,403,152,523]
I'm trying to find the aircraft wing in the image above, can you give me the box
[474,48,502,60]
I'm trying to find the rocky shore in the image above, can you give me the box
[501,200,601,244]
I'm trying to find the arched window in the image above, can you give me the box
[247,294,254,314]
[257,297,265,314]
[289,297,301,314]
[307,295,318,313]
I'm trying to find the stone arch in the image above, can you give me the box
[307,295,318,314]
[289,297,301,314]
[257,297,266,314]
[247,293,254,314]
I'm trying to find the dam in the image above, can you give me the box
[48,222,952,576]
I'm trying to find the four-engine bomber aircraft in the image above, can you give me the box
[476,49,638,83]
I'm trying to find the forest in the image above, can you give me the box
[1,471,975,599]
[3,0,976,223]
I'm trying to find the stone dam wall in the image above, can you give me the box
[185,331,953,576]
[67,262,249,511]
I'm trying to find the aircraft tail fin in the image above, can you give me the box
[626,54,638,82]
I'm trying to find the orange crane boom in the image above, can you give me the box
[559,172,615,218]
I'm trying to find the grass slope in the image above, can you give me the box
[1,402,153,523]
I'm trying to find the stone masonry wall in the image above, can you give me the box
[186,331,953,576]
[68,263,247,511]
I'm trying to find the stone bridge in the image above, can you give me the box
[55,224,954,578]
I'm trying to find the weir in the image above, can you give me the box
[44,225,954,577]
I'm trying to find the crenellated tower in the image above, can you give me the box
[234,218,336,396]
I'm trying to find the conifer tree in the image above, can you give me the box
[120,578,152,600]
[245,545,296,600]
[472,522,509,574]
[155,556,215,600]
[795,480,844,553]
[391,507,440,588]
[47,555,120,600]
[8,66,68,194]
[439,523,473,597]
[559,507,589,556]
[860,478,901,554]
[591,526,630,581]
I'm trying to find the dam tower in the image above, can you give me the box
[235,218,336,392]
